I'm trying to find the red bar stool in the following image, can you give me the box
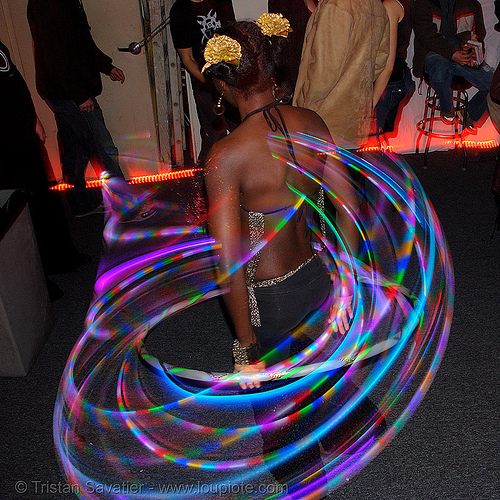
[416,76,472,170]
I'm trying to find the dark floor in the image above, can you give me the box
[0,149,499,500]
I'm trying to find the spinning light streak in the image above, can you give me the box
[54,139,453,499]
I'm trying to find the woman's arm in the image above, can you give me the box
[303,0,318,13]
[322,154,359,260]
[204,149,265,387]
[373,0,404,107]
[321,148,360,335]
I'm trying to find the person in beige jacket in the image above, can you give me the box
[293,0,390,149]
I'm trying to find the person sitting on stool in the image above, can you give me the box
[413,0,494,130]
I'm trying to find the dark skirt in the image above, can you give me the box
[252,254,332,363]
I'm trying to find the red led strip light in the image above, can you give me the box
[49,168,201,191]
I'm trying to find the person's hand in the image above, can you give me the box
[234,361,266,390]
[329,295,353,335]
[110,67,125,83]
[452,49,473,66]
[35,116,46,143]
[78,98,95,113]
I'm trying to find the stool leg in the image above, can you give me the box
[453,88,464,166]
[461,91,469,170]
[416,86,433,155]
[416,128,423,154]
[453,89,460,148]
[423,90,436,167]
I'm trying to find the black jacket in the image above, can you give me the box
[27,0,114,104]
[413,0,486,78]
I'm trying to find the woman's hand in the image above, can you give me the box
[234,361,266,390]
[329,295,353,335]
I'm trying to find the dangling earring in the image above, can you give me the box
[271,79,279,101]
[213,92,225,115]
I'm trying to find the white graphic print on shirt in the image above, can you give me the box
[197,9,221,44]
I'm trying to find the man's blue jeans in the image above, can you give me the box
[375,66,415,133]
[424,51,494,122]
[46,97,124,215]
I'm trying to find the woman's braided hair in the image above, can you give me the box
[203,20,289,99]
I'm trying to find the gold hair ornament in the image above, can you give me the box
[202,34,242,73]
[256,13,293,38]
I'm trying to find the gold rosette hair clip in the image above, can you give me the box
[202,34,242,73]
[256,13,293,38]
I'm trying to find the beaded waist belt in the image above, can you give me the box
[247,253,317,327]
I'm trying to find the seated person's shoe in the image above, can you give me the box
[440,110,455,124]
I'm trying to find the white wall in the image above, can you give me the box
[233,0,266,20]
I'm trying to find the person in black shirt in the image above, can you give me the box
[0,40,47,192]
[0,39,90,291]
[169,0,239,165]
[27,0,125,216]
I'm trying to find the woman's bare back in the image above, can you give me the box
[215,103,331,279]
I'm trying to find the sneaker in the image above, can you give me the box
[458,110,475,130]
[440,110,455,124]
[120,201,157,223]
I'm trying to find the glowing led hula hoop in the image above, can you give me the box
[53,142,453,500]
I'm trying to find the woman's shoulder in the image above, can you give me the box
[285,104,333,140]
[383,0,405,21]
[204,130,250,175]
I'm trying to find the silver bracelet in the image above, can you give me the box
[232,339,262,365]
